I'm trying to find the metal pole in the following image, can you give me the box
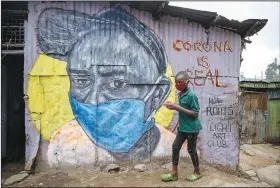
[1,50,24,54]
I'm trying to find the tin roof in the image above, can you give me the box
[122,1,267,38]
[239,80,280,89]
[2,1,267,39]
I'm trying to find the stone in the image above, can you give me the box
[95,167,101,173]
[257,165,280,187]
[239,162,252,172]
[134,164,147,172]
[245,170,257,177]
[39,183,44,186]
[208,179,225,187]
[161,162,172,171]
[251,177,259,182]
[243,149,256,156]
[260,182,270,186]
[88,176,98,182]
[121,167,131,173]
[104,164,120,173]
[3,173,30,186]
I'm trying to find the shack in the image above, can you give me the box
[1,1,267,172]
[239,80,280,144]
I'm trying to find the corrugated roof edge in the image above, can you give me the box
[240,79,280,83]
[121,1,267,39]
[240,80,270,83]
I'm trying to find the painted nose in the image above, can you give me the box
[84,83,98,105]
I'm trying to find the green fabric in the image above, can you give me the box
[186,174,202,181]
[161,173,178,182]
[178,88,202,133]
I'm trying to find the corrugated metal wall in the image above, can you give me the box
[240,92,268,144]
[25,2,241,170]
[268,89,280,143]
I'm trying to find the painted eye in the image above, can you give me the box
[108,79,128,90]
[72,78,91,86]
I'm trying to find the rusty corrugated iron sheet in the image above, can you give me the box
[126,1,267,38]
[240,92,268,144]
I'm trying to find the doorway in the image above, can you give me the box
[1,54,25,164]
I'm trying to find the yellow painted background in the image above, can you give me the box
[27,54,176,141]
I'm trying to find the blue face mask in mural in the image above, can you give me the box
[69,94,155,153]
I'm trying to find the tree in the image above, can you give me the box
[265,58,279,81]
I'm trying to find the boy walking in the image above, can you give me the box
[161,71,202,182]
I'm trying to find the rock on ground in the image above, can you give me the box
[104,164,120,173]
[161,162,172,171]
[241,144,280,161]
[257,165,280,187]
[251,177,259,182]
[240,146,256,156]
[245,170,257,177]
[3,173,30,186]
[239,162,252,172]
[134,164,147,172]
[260,182,270,186]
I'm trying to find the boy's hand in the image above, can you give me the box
[164,101,179,110]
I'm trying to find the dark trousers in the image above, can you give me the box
[172,130,199,168]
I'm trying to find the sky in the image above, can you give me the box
[169,1,280,79]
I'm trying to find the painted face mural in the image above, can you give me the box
[27,2,241,170]
[36,6,177,162]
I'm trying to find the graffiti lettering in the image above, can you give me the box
[187,69,228,88]
[205,93,235,149]
[173,40,233,52]
[209,123,232,133]
[214,42,222,52]
[197,56,210,69]
[206,106,234,116]
[224,41,233,52]
[207,140,227,148]
[185,56,228,88]
[207,121,233,148]
[209,95,223,105]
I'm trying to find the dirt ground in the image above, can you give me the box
[1,159,272,187]
[239,144,280,170]
[2,144,279,187]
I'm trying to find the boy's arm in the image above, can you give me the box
[175,105,198,118]
[165,94,200,118]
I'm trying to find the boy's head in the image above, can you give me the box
[175,71,189,91]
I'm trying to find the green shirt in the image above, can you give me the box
[178,88,202,133]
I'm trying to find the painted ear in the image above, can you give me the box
[152,77,172,110]
[37,8,92,61]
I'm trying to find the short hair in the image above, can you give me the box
[175,71,189,80]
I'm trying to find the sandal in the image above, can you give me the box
[186,174,202,182]
[161,173,178,182]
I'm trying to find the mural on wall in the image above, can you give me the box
[28,6,188,167]
[26,2,240,169]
